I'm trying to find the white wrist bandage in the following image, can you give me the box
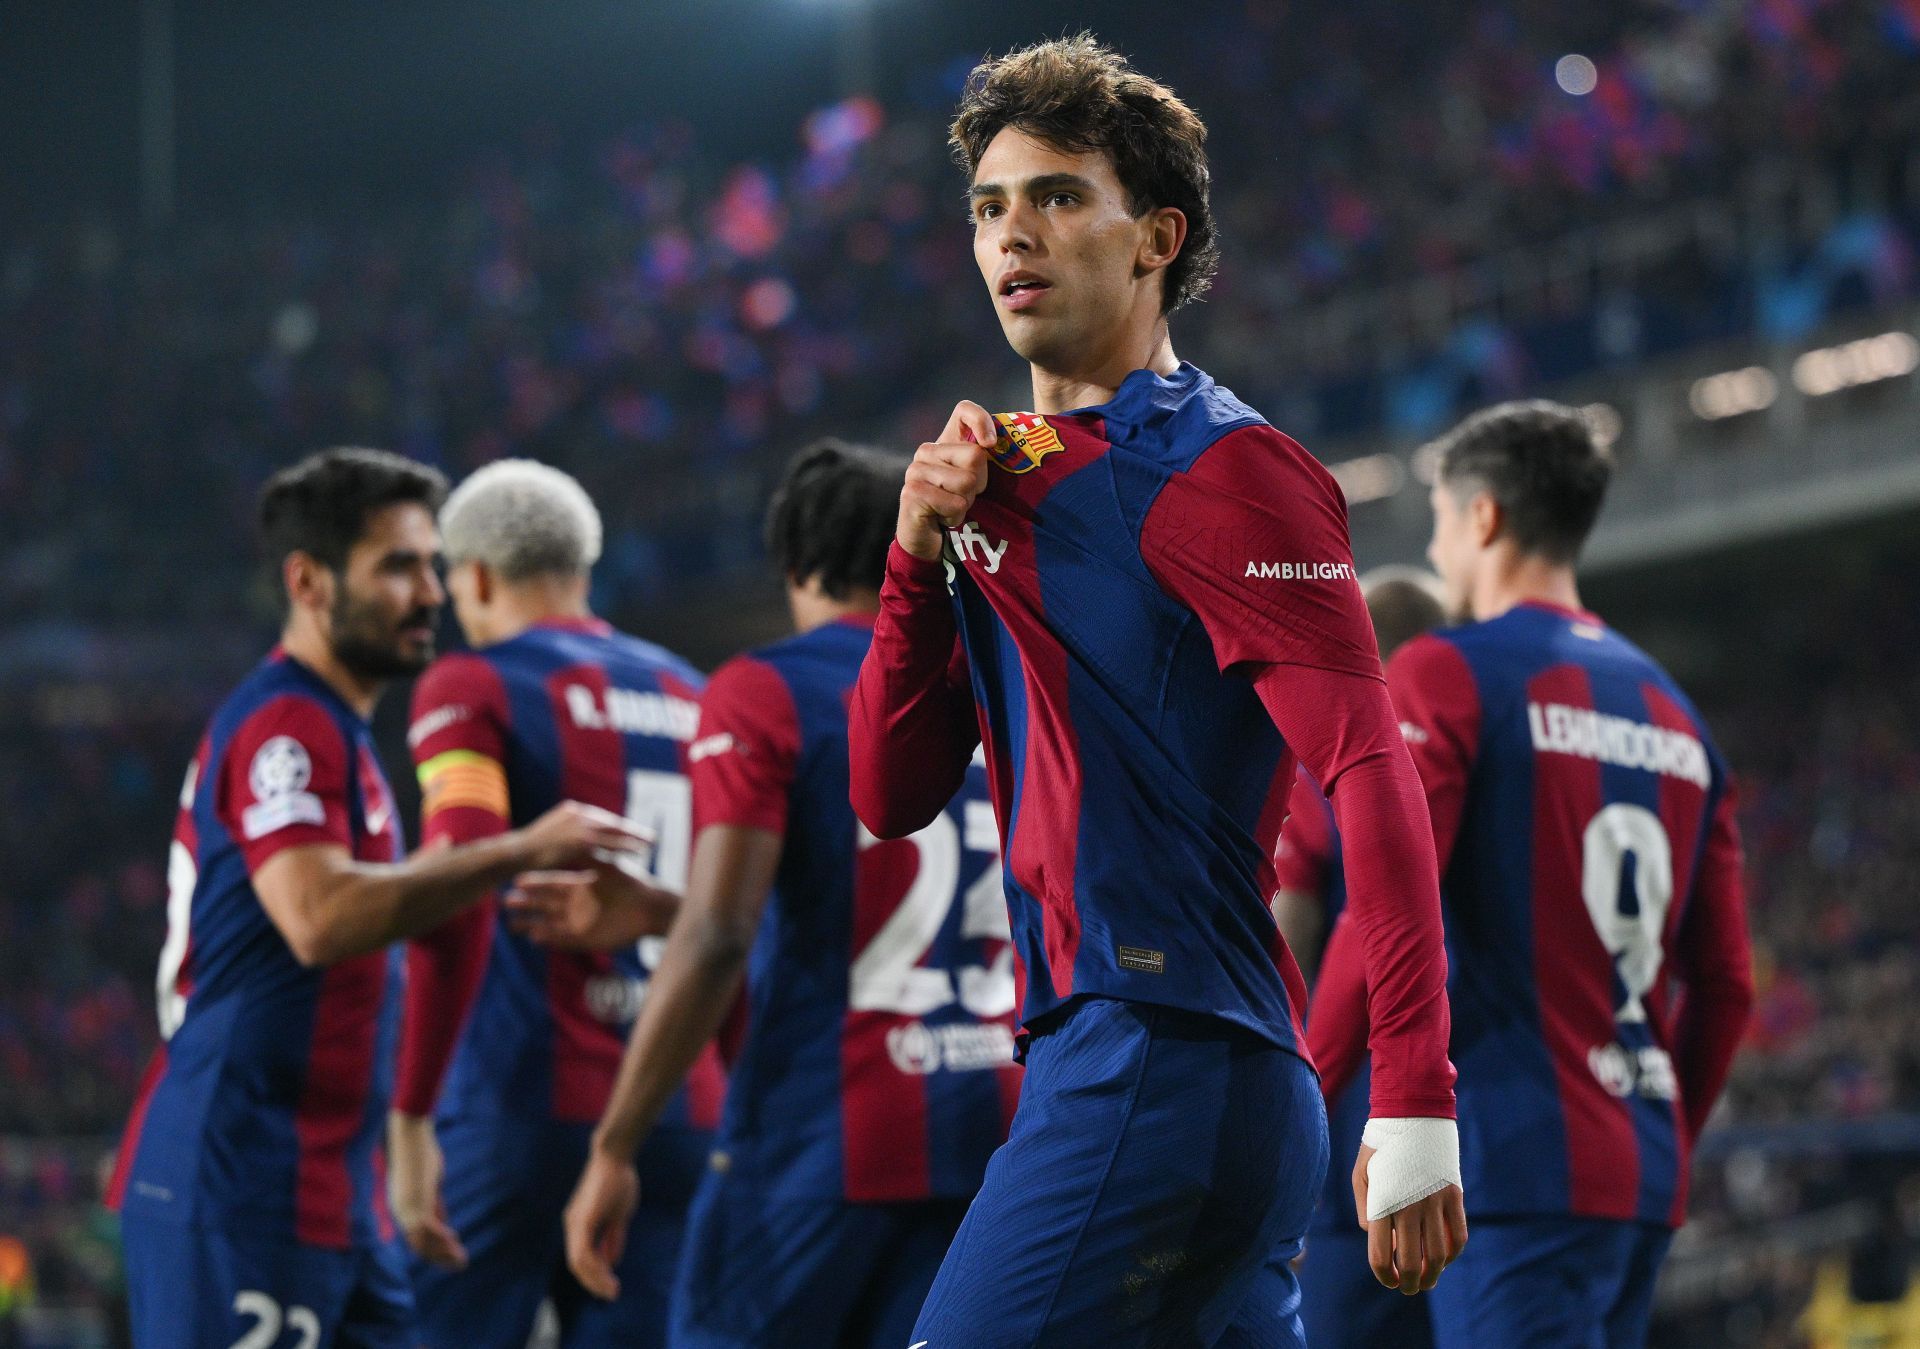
[1361,1117,1461,1221]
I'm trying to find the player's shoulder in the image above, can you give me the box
[414,648,508,704]
[1098,362,1268,467]
[598,628,706,694]
[1385,627,1482,699]
[212,653,349,746]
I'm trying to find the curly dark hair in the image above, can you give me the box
[950,34,1218,313]
[258,446,447,571]
[1431,401,1615,564]
[764,439,907,599]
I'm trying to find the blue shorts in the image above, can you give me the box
[670,1170,969,1349]
[411,1114,708,1349]
[1426,1215,1672,1349]
[911,996,1328,1349]
[123,1212,413,1349]
[1297,1227,1433,1349]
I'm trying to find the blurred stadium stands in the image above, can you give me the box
[4,1,1920,1344]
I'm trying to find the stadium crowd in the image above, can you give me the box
[8,1,1920,1343]
[4,0,1918,636]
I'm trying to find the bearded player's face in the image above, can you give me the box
[969,129,1153,372]
[325,502,445,680]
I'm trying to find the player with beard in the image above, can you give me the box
[110,448,645,1349]
[849,37,1464,1346]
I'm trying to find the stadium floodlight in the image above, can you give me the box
[1580,402,1623,450]
[1688,366,1777,421]
[1790,331,1920,398]
[1555,54,1599,96]
[1328,452,1405,505]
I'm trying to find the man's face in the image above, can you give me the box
[1426,480,1478,622]
[325,502,445,679]
[969,129,1156,371]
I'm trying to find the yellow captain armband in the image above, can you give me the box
[417,749,510,820]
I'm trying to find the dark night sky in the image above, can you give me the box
[4,0,1188,216]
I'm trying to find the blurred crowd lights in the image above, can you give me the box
[1689,330,1919,420]
[1555,54,1599,97]
[1689,366,1777,421]
[1790,331,1920,397]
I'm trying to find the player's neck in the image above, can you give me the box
[1028,322,1178,415]
[279,625,384,720]
[788,584,879,635]
[1472,552,1584,623]
[484,577,594,645]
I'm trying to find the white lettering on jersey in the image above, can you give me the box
[564,684,700,741]
[1526,702,1710,788]
[1242,560,1358,581]
[688,732,737,764]
[407,702,470,749]
[885,1021,1018,1075]
[1399,720,1430,745]
[241,736,326,840]
[946,522,1009,575]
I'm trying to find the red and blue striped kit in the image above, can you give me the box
[397,618,725,1133]
[111,650,405,1249]
[1373,604,1749,1225]
[689,615,1020,1203]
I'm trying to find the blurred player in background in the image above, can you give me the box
[1311,401,1755,1348]
[1271,567,1450,979]
[1284,567,1447,1349]
[389,460,723,1349]
[849,37,1463,1347]
[109,448,643,1349]
[540,441,1020,1348]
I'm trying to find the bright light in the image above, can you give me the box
[1328,453,1406,505]
[1410,442,1444,486]
[1689,366,1778,421]
[1790,331,1920,397]
[1556,55,1598,96]
[1580,402,1622,449]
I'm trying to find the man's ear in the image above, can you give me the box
[471,561,496,607]
[1468,491,1503,550]
[1137,207,1188,284]
[283,551,335,617]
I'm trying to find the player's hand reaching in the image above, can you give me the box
[1352,1118,1468,1294]
[897,400,996,562]
[565,1144,641,1300]
[513,801,650,873]
[387,1111,468,1271]
[506,857,681,952]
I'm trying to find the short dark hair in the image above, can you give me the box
[764,439,906,599]
[1431,401,1613,564]
[258,447,449,571]
[950,34,1218,313]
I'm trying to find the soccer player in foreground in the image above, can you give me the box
[1310,402,1755,1347]
[1287,568,1448,1349]
[110,448,645,1349]
[848,37,1465,1346]
[388,460,723,1348]
[547,442,1021,1347]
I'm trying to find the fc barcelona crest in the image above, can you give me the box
[989,411,1065,474]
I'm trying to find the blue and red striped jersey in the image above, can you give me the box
[854,363,1454,1115]
[110,651,405,1249]
[396,618,725,1133]
[1317,602,1752,1226]
[690,615,1019,1204]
